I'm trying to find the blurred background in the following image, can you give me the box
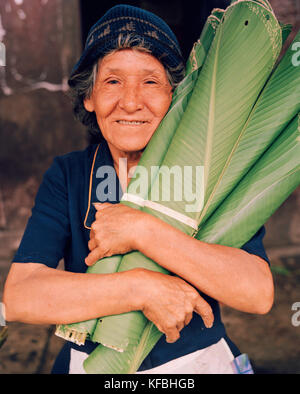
[0,0,299,374]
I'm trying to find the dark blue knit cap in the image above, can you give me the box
[69,4,184,85]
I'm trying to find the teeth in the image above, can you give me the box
[118,120,145,125]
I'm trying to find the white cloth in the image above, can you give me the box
[69,338,235,374]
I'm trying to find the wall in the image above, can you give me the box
[0,0,86,257]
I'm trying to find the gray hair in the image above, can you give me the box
[68,33,185,141]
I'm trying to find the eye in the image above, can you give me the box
[145,80,157,85]
[107,79,119,85]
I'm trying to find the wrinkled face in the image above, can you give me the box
[84,49,173,154]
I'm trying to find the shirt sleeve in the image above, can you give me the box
[12,157,70,268]
[240,226,270,265]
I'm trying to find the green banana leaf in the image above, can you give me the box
[91,0,282,352]
[230,0,273,12]
[196,29,300,228]
[197,113,300,246]
[55,5,222,345]
[185,8,224,74]
[84,113,300,374]
[84,322,162,374]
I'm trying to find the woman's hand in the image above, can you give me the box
[134,269,214,343]
[85,202,148,266]
[85,203,214,342]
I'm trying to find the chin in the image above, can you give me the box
[117,136,152,153]
[119,143,147,153]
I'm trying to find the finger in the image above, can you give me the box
[165,329,180,343]
[90,229,95,239]
[88,237,97,251]
[85,248,104,266]
[176,321,185,332]
[184,312,193,327]
[194,297,214,329]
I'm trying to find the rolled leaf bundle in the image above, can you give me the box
[55,7,223,345]
[84,1,284,373]
[84,113,300,373]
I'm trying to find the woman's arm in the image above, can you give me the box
[3,262,213,343]
[138,215,274,315]
[3,262,140,325]
[86,203,274,315]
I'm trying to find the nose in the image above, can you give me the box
[118,83,143,113]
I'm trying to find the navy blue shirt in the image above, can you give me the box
[13,141,270,373]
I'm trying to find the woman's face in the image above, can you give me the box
[84,49,173,155]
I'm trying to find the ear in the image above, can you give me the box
[84,96,95,112]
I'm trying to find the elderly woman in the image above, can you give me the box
[3,5,273,374]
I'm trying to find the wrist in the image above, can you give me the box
[125,268,149,311]
[131,211,155,251]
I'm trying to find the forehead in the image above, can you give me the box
[97,49,167,75]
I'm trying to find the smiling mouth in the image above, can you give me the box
[117,120,147,125]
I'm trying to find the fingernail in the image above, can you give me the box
[204,316,214,328]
